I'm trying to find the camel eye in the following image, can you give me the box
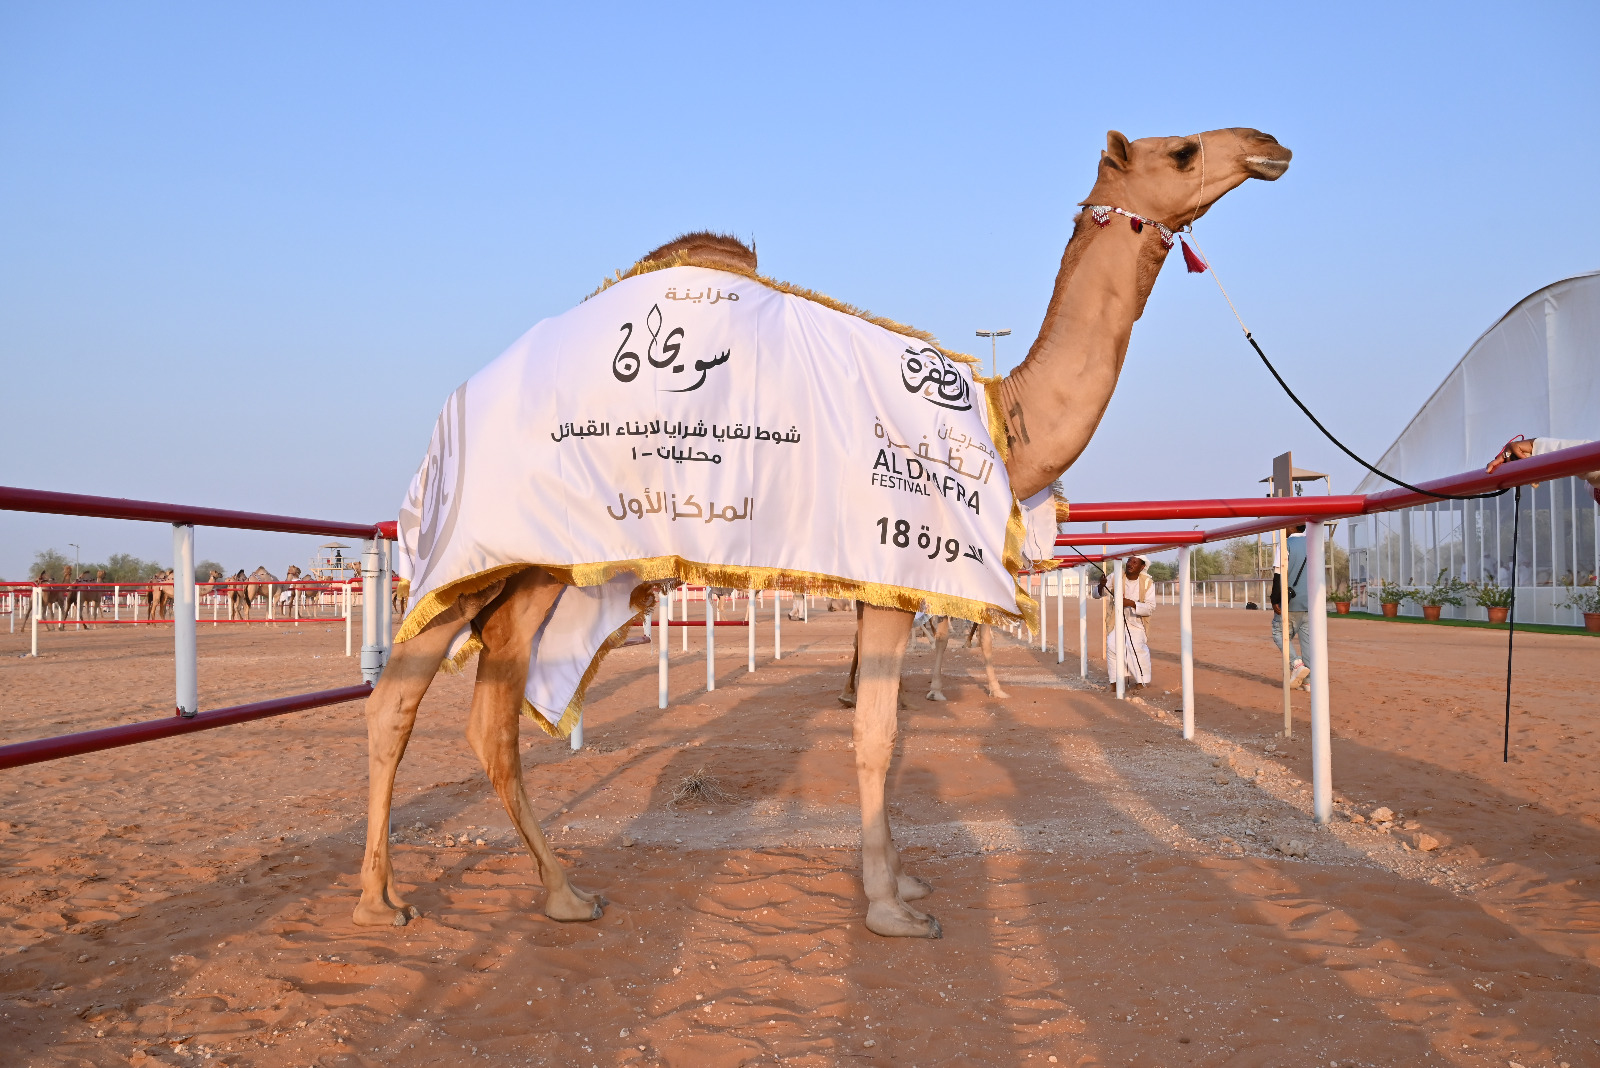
[1172,143,1198,169]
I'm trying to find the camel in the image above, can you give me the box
[245,566,279,617]
[145,570,175,621]
[353,128,1291,937]
[36,569,70,631]
[224,569,252,621]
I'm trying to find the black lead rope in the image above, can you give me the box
[1504,486,1521,762]
[1240,329,1522,761]
[1243,332,1507,502]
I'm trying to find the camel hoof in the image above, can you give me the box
[866,902,941,939]
[898,874,934,901]
[989,689,1011,700]
[837,693,857,708]
[546,888,606,923]
[926,690,947,702]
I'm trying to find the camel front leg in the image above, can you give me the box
[854,605,939,937]
[468,571,604,922]
[351,613,467,927]
[925,616,951,701]
[978,624,1009,699]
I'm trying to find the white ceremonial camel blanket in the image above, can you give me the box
[395,262,1037,735]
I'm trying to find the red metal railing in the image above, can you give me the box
[0,685,372,771]
[1057,440,1600,561]
[0,485,385,538]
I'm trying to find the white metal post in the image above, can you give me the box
[1037,573,1046,652]
[1052,571,1063,664]
[706,591,716,691]
[1077,566,1088,679]
[1179,546,1195,741]
[377,539,393,666]
[31,586,40,656]
[173,524,198,717]
[343,582,352,656]
[657,589,669,708]
[1307,521,1333,824]
[360,540,382,685]
[113,585,119,622]
[570,711,584,750]
[774,589,782,660]
[747,589,756,673]
[1113,565,1126,700]
[266,582,273,625]
[681,585,688,652]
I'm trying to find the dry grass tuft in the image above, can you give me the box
[669,766,735,810]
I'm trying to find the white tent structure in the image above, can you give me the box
[1348,271,1600,624]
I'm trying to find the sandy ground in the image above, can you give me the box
[1,601,1597,1068]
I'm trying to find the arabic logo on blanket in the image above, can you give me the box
[611,303,730,393]
[900,348,972,411]
[398,384,467,589]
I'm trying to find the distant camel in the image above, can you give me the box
[37,569,70,631]
[226,569,252,621]
[245,566,279,617]
[145,570,175,621]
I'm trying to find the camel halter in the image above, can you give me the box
[1085,134,1211,273]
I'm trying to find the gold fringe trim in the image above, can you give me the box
[524,582,658,739]
[1055,499,1070,523]
[440,631,483,674]
[394,563,531,644]
[586,251,978,367]
[978,373,1011,463]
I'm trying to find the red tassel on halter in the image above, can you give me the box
[1180,236,1208,274]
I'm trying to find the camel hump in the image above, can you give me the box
[640,231,756,273]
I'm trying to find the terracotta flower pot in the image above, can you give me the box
[1585,612,1600,634]
[1334,602,1351,615]
[1422,605,1442,621]
[1381,602,1399,618]
[1487,607,1509,624]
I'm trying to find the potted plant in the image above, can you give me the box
[1329,586,1353,615]
[1377,580,1408,618]
[1473,580,1514,624]
[1410,569,1467,621]
[1557,585,1600,633]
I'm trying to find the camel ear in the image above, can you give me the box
[1104,130,1131,168]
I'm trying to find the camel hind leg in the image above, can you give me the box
[978,624,1009,699]
[467,570,604,922]
[351,580,506,928]
[925,616,951,701]
[854,605,938,936]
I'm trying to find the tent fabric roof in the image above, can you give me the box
[1353,271,1600,495]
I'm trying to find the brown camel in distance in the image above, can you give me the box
[142,569,174,621]
[245,566,279,618]
[353,128,1292,937]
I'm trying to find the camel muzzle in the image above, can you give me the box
[1244,153,1292,180]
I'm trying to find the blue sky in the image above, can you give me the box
[3,2,1596,577]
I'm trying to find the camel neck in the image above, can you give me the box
[999,213,1169,500]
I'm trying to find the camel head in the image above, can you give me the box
[286,565,302,579]
[1082,127,1291,232]
[640,231,756,275]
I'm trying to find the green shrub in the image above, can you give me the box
[1472,581,1514,609]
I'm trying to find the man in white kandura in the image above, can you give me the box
[1486,436,1600,504]
[1093,556,1155,691]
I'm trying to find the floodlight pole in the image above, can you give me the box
[975,329,1012,378]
